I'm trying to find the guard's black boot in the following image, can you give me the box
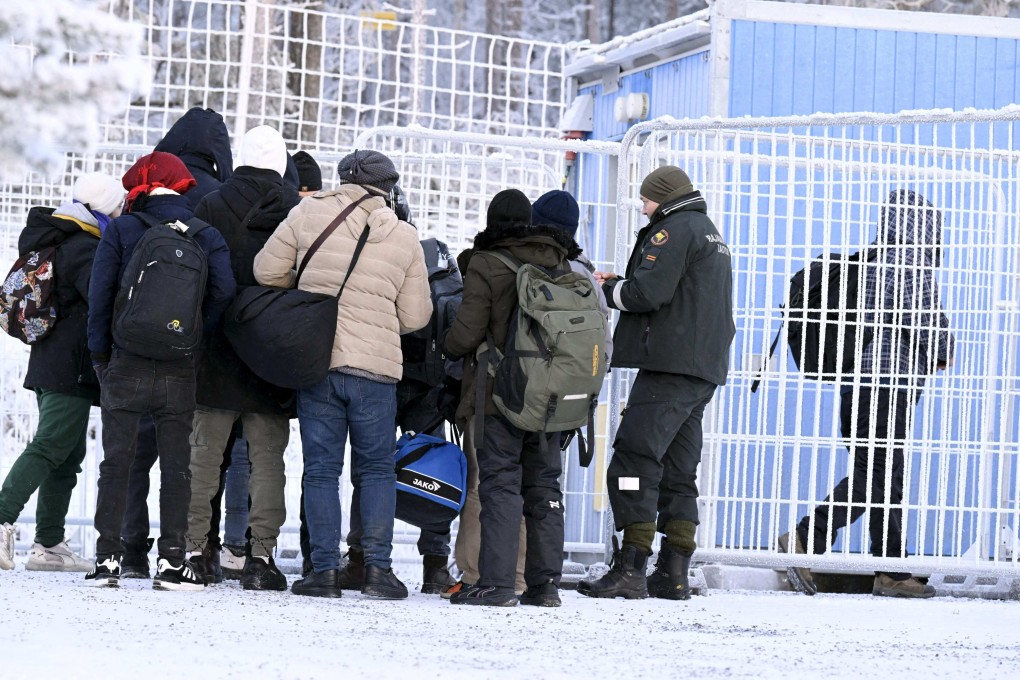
[421,554,456,594]
[362,565,409,600]
[292,569,342,598]
[577,537,649,600]
[120,538,154,579]
[241,555,288,591]
[338,548,365,590]
[646,543,692,600]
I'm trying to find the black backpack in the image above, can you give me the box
[401,238,463,386]
[752,249,875,391]
[112,212,209,360]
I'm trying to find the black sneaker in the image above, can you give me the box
[339,548,365,591]
[241,555,288,592]
[519,582,561,607]
[577,537,649,600]
[153,558,205,592]
[292,568,342,598]
[362,565,409,600]
[120,538,153,579]
[84,555,121,588]
[421,554,456,595]
[186,552,216,586]
[449,584,518,607]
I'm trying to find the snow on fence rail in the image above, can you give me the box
[609,107,1020,575]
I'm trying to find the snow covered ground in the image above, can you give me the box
[3,566,1019,679]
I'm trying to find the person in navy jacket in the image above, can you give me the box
[85,151,235,591]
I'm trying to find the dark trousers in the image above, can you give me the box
[300,380,452,562]
[797,386,917,578]
[94,353,196,560]
[607,371,717,531]
[477,414,562,589]
[121,415,234,554]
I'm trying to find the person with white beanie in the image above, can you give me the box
[0,173,124,573]
[182,124,302,591]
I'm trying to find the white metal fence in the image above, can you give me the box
[612,108,1020,576]
[0,1,571,561]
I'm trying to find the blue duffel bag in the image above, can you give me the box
[394,421,467,534]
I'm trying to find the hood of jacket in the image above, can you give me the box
[154,108,233,183]
[216,166,300,234]
[19,206,93,255]
[470,222,580,268]
[875,189,943,266]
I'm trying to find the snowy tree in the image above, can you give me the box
[0,1,150,180]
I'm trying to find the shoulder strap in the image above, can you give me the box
[335,224,371,301]
[421,238,439,269]
[296,193,372,285]
[239,190,280,231]
[485,249,523,272]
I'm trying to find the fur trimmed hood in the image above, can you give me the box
[472,221,582,260]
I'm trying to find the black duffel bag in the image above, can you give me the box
[223,194,371,389]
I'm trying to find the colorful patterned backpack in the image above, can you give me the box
[0,247,59,344]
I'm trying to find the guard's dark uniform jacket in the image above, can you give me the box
[602,190,734,385]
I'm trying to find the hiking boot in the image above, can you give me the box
[221,544,246,580]
[186,552,216,586]
[362,565,409,600]
[778,531,817,596]
[421,554,456,594]
[84,555,121,587]
[26,541,92,572]
[153,558,205,592]
[120,538,154,579]
[241,555,288,592]
[577,537,649,600]
[519,582,561,607]
[646,543,692,601]
[292,569,342,598]
[0,523,15,570]
[201,540,224,584]
[440,580,470,600]
[338,548,365,591]
[449,584,518,607]
[873,573,936,599]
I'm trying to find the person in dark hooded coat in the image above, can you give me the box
[153,107,233,208]
[0,173,124,574]
[778,189,955,600]
[443,189,581,608]
[120,106,235,578]
[184,125,300,591]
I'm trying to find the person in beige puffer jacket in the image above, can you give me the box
[253,150,431,600]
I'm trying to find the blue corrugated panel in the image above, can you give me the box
[730,20,1020,117]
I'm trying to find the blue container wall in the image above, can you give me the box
[575,51,712,266]
[728,20,1020,118]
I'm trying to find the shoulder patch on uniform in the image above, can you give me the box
[650,229,669,246]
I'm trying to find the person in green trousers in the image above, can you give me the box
[0,173,123,572]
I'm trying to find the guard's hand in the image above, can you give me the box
[594,271,618,285]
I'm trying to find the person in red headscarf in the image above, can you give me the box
[85,151,236,592]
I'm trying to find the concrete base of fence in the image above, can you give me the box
[928,572,1020,601]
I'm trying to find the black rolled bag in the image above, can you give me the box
[222,285,338,389]
[222,194,371,390]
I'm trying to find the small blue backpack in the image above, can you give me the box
[394,424,467,534]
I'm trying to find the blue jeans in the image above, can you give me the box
[299,372,397,573]
[223,436,251,548]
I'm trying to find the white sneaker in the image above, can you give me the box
[26,541,92,572]
[221,545,246,580]
[0,523,15,570]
